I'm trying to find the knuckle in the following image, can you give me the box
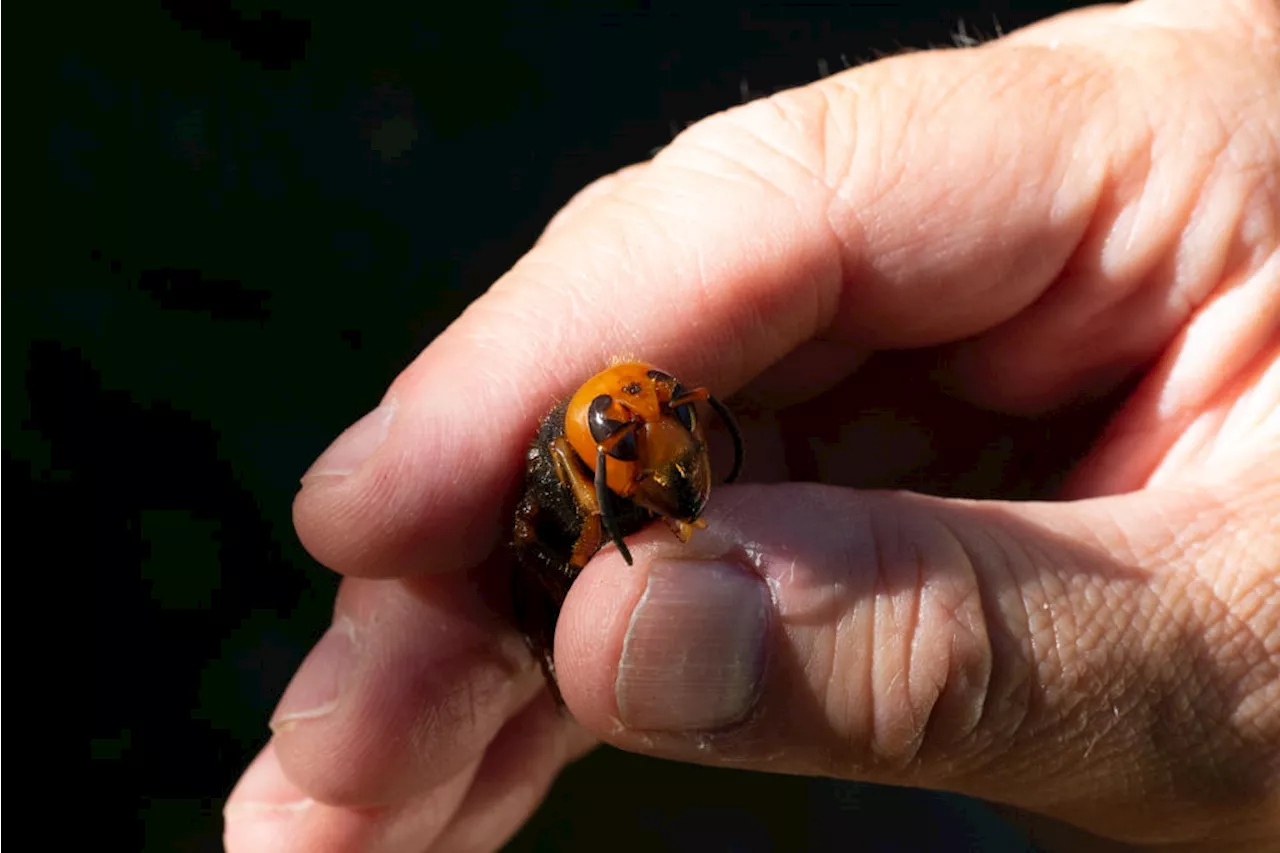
[828,500,1000,771]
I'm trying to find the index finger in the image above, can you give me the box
[292,6,1220,578]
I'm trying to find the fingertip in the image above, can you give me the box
[227,741,308,811]
[269,575,541,808]
[224,742,320,853]
[292,471,507,579]
[556,532,776,741]
[291,375,522,577]
[300,400,399,481]
[555,548,648,728]
[225,741,481,853]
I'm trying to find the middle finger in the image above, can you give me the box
[270,569,543,807]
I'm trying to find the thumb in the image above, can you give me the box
[555,479,1279,846]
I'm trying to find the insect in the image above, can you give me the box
[511,361,744,704]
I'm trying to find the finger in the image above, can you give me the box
[268,572,542,807]
[1062,277,1280,498]
[293,3,1185,578]
[225,700,593,853]
[223,741,479,853]
[555,476,1280,846]
[941,0,1279,413]
[430,692,597,853]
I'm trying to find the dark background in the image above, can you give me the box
[19,1,1088,850]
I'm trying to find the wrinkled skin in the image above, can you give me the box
[225,1,1280,851]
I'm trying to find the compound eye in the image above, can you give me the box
[588,394,639,461]
[669,383,696,432]
[608,430,638,461]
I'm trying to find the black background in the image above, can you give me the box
[20,2,1090,850]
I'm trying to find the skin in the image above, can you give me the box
[224,1,1280,850]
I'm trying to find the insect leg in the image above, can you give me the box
[549,437,606,567]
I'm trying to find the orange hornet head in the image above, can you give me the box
[564,361,743,564]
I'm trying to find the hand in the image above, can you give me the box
[224,1,1280,850]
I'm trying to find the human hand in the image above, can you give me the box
[224,0,1280,850]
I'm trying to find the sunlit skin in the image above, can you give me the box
[226,2,1280,851]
